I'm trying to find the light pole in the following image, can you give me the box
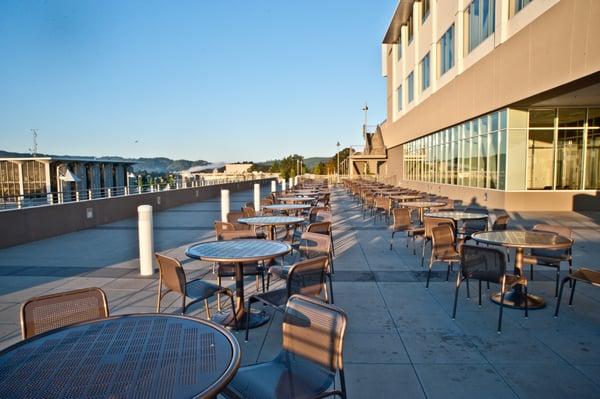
[336,141,341,184]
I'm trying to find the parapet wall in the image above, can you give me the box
[0,179,272,249]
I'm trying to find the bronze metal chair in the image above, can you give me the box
[269,232,334,301]
[426,224,461,288]
[374,196,392,224]
[524,224,574,297]
[242,206,256,217]
[421,216,456,268]
[20,287,109,339]
[453,245,528,332]
[227,211,251,230]
[155,253,237,328]
[459,207,489,242]
[390,207,424,252]
[555,268,600,317]
[225,295,347,399]
[245,256,330,341]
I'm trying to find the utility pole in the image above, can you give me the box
[362,102,369,140]
[29,129,39,156]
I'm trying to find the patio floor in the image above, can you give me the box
[0,187,599,398]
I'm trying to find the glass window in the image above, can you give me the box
[488,131,498,189]
[397,33,402,61]
[396,85,403,112]
[586,108,600,189]
[407,15,414,44]
[466,0,496,53]
[421,53,430,92]
[529,109,555,127]
[498,130,507,190]
[440,25,455,76]
[407,72,414,103]
[527,130,554,190]
[556,129,583,190]
[513,0,533,16]
[422,0,431,23]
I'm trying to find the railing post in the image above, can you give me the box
[75,191,80,202]
[108,188,112,198]
[271,180,277,193]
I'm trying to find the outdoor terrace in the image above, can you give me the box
[0,186,599,398]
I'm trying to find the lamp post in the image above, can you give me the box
[336,141,341,184]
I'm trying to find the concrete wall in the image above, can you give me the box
[0,179,272,249]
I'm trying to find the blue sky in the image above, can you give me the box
[0,1,394,162]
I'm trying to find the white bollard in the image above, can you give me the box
[221,189,230,222]
[288,177,293,189]
[138,205,154,276]
[254,183,261,213]
[281,180,286,191]
[271,180,277,193]
[294,176,299,186]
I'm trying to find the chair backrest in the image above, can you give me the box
[306,221,331,236]
[315,210,332,223]
[243,202,254,209]
[392,208,411,230]
[309,206,330,223]
[227,211,250,230]
[492,214,510,231]
[375,196,391,210]
[282,295,347,372]
[214,221,236,240]
[532,224,573,241]
[242,206,256,218]
[460,245,506,283]
[21,287,109,339]
[431,224,457,258]
[155,253,186,296]
[287,256,329,299]
[424,217,455,238]
[299,231,332,258]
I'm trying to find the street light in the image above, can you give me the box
[336,141,341,184]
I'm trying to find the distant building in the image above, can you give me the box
[375,0,600,210]
[225,163,253,174]
[0,156,135,206]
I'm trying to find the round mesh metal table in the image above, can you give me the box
[0,314,240,399]
[186,240,291,329]
[263,204,311,214]
[391,194,424,201]
[424,211,488,221]
[397,201,447,223]
[277,197,316,203]
[472,230,573,309]
[238,216,304,240]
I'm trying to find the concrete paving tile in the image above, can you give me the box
[0,324,21,348]
[343,332,410,364]
[0,303,21,325]
[496,363,600,399]
[415,364,517,399]
[401,330,488,364]
[344,364,425,399]
[573,364,600,387]
[536,332,600,365]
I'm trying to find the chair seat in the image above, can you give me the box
[224,352,335,399]
[186,279,228,300]
[408,227,425,236]
[437,253,461,263]
[218,262,264,277]
[530,248,571,262]
[269,265,291,280]
[569,268,600,286]
[251,288,289,308]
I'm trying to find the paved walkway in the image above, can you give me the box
[0,187,599,398]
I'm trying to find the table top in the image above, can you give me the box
[391,194,424,200]
[264,204,311,211]
[424,211,488,221]
[186,239,291,262]
[472,230,573,249]
[397,201,447,208]
[238,216,304,226]
[277,197,316,202]
[0,314,240,399]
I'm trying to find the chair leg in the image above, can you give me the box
[245,298,255,342]
[328,273,335,304]
[466,278,471,299]
[390,231,395,250]
[204,299,211,319]
[217,276,222,312]
[229,293,238,329]
[421,239,427,268]
[255,275,260,291]
[554,267,560,298]
[426,257,435,288]
[555,276,570,317]
[478,280,482,307]
[568,279,577,306]
[445,263,451,281]
[261,273,266,293]
[530,264,534,281]
[452,275,463,319]
[498,281,506,333]
[568,258,573,287]
[524,285,529,318]
[156,286,162,313]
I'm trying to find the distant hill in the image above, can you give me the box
[303,157,328,170]
[0,150,209,173]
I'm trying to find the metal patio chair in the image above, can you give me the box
[426,224,461,288]
[555,268,600,316]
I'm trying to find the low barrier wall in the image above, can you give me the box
[0,179,273,249]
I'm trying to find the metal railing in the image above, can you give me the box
[0,174,277,211]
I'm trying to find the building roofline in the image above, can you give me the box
[0,156,136,164]
[382,0,415,44]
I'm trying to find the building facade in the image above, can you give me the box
[0,157,135,208]
[379,0,600,210]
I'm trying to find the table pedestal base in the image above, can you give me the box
[490,290,545,309]
[210,308,270,331]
